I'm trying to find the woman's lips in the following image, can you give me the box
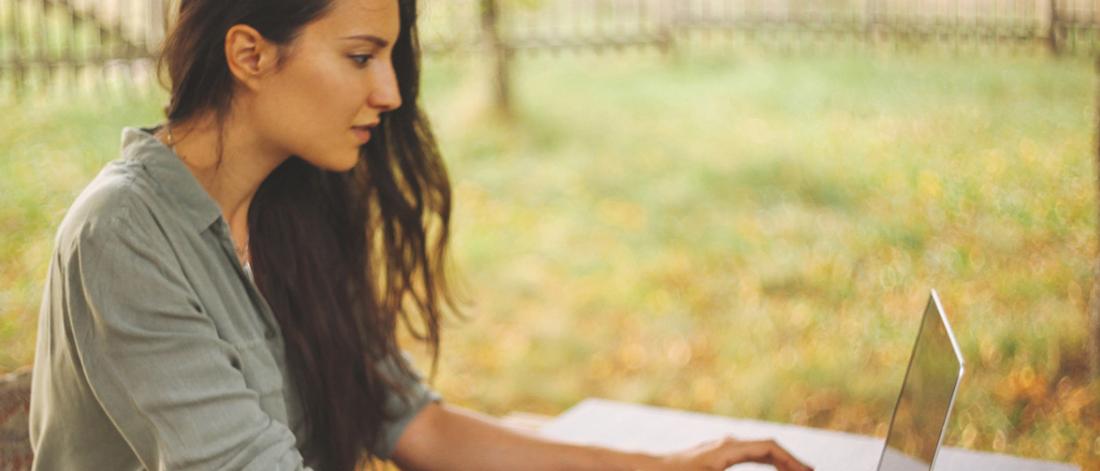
[351,120,379,144]
[351,126,372,144]
[354,126,376,144]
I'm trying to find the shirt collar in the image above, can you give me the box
[121,126,223,233]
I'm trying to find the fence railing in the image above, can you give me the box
[1,0,1098,99]
[0,0,167,98]
[418,0,1099,54]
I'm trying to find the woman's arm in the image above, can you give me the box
[391,403,813,471]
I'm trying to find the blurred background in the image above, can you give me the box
[1,0,1099,469]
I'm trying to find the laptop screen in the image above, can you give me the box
[878,291,965,471]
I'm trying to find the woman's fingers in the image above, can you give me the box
[723,438,813,471]
[660,435,813,471]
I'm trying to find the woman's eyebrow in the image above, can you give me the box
[340,34,389,48]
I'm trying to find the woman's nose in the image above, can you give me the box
[368,65,402,112]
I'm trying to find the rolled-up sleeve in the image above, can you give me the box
[371,352,443,460]
[64,210,311,470]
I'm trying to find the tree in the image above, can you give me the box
[1047,0,1061,56]
[481,0,512,117]
[1091,53,1100,379]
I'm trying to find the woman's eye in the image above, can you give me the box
[349,54,373,67]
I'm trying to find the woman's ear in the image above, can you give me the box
[225,24,279,91]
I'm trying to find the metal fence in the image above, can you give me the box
[419,0,1099,53]
[0,0,167,97]
[0,0,1098,99]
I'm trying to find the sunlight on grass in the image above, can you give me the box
[1,49,1096,467]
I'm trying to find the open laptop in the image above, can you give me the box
[876,289,966,471]
[540,289,975,470]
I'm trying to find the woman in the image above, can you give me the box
[27,0,813,469]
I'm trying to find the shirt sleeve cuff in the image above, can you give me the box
[371,352,444,460]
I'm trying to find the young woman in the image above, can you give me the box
[27,0,813,469]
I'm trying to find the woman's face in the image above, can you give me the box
[249,0,402,172]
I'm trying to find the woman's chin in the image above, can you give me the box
[302,151,361,173]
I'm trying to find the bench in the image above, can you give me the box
[0,367,32,471]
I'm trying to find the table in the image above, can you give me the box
[536,398,1079,471]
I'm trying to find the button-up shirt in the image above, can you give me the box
[29,126,440,470]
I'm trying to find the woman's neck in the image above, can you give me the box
[156,111,288,262]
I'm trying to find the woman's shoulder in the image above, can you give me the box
[55,158,163,256]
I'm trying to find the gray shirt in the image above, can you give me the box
[28,126,441,470]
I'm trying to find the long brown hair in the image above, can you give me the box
[158,1,456,469]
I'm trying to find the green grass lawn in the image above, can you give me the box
[2,48,1097,467]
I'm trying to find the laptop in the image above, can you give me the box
[540,289,971,470]
[876,289,966,471]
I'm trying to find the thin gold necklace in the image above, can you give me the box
[164,123,249,266]
[235,241,250,267]
[163,123,178,154]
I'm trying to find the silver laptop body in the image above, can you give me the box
[876,289,966,471]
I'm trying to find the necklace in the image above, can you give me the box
[161,122,178,154]
[165,122,248,265]
[235,240,250,266]
[163,123,186,163]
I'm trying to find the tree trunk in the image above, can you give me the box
[481,0,511,117]
[1047,0,1060,56]
[1091,54,1100,380]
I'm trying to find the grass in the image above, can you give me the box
[2,47,1098,468]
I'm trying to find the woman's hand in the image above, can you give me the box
[391,403,814,471]
[652,436,814,471]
